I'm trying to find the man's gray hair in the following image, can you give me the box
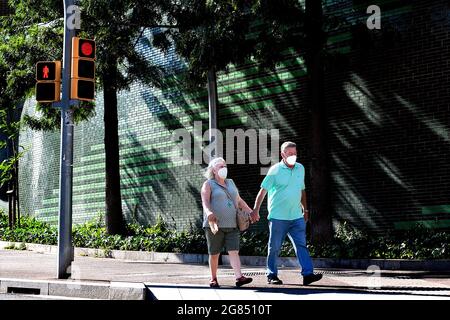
[280,141,297,153]
[204,157,226,179]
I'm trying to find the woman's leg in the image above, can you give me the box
[227,250,242,279]
[205,227,224,282]
[209,253,220,280]
[225,229,252,287]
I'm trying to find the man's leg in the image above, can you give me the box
[287,218,314,276]
[267,219,289,278]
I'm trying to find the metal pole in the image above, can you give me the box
[207,68,218,160]
[57,0,75,279]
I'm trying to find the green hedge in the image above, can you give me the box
[0,211,448,259]
[307,221,449,260]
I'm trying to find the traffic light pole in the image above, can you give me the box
[56,0,76,279]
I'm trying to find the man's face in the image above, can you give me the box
[281,147,297,160]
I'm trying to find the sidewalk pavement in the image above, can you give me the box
[0,248,449,300]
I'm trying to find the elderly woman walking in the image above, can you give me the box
[201,157,254,288]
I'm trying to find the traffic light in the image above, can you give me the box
[71,37,96,101]
[35,61,61,102]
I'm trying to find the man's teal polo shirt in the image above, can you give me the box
[260,161,305,220]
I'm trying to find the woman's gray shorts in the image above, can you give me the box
[204,227,240,255]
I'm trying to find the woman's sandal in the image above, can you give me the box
[235,275,253,287]
[209,278,220,288]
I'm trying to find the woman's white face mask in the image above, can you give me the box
[217,167,228,179]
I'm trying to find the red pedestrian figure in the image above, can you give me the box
[43,65,49,79]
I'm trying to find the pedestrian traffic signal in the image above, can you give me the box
[71,37,96,101]
[35,61,61,102]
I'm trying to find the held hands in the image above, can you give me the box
[249,209,260,223]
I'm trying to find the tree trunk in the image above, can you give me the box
[6,106,16,228]
[305,0,333,244]
[14,162,19,227]
[103,58,126,235]
[207,67,218,160]
[12,134,20,227]
[7,179,14,229]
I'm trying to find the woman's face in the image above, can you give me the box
[213,161,227,176]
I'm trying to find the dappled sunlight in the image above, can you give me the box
[343,73,382,126]
[395,94,450,143]
[332,171,379,229]
[330,121,353,148]
[120,86,207,226]
[217,55,306,137]
[375,155,414,191]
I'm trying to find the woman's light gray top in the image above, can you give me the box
[202,179,238,228]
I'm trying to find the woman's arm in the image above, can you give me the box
[201,181,217,222]
[237,195,253,213]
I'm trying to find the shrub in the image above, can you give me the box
[0,210,448,259]
[0,210,57,245]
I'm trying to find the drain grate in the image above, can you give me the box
[221,270,364,277]
[368,286,450,292]
[7,287,41,295]
[221,271,266,276]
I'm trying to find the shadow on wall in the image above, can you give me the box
[122,79,211,229]
[137,29,312,232]
[323,0,450,233]
[121,132,180,226]
[215,53,310,230]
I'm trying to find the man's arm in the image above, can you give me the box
[301,190,309,222]
[251,188,267,222]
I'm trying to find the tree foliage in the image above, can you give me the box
[0,0,95,130]
[154,0,309,87]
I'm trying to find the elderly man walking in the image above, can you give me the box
[251,141,323,286]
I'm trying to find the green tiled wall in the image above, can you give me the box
[18,1,450,235]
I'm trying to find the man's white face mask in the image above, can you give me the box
[286,155,297,166]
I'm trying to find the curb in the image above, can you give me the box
[0,277,147,300]
[1,240,449,271]
[0,241,209,264]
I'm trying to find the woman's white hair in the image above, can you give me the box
[204,157,226,179]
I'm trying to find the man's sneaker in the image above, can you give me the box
[267,275,283,285]
[235,276,253,287]
[303,273,323,286]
